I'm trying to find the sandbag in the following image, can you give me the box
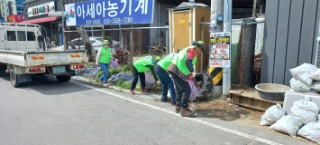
[289,63,317,85]
[312,69,320,81]
[269,114,303,137]
[260,104,285,126]
[290,77,311,92]
[145,71,155,89]
[297,122,320,144]
[291,97,319,124]
[311,81,320,92]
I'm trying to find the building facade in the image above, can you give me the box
[23,0,87,46]
[0,0,25,22]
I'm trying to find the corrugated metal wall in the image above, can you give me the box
[261,0,320,85]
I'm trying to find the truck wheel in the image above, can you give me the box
[9,65,21,87]
[56,75,71,82]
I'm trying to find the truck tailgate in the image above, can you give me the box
[25,50,87,67]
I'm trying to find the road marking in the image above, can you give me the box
[73,81,282,145]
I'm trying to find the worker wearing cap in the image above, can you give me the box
[155,53,176,105]
[96,39,113,87]
[167,41,205,117]
[130,55,160,94]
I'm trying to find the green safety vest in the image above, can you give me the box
[171,46,197,76]
[157,53,175,73]
[99,46,112,64]
[134,55,154,73]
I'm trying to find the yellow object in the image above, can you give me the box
[208,67,222,86]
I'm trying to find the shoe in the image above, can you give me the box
[103,83,110,87]
[180,108,195,117]
[130,89,135,94]
[170,101,176,106]
[175,105,181,113]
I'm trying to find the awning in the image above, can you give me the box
[21,16,58,24]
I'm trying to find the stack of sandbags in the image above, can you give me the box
[269,97,319,137]
[289,63,318,92]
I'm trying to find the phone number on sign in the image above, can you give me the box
[85,17,134,25]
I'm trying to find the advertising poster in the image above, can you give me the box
[209,32,231,68]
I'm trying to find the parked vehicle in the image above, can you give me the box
[58,37,102,51]
[0,23,87,87]
[59,37,120,52]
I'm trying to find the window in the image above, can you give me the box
[17,31,26,41]
[27,32,35,41]
[6,31,16,41]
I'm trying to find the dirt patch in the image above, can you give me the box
[190,98,263,123]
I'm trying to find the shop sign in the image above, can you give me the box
[7,14,24,23]
[209,32,231,68]
[27,1,56,18]
[65,0,154,26]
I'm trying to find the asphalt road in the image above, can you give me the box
[0,75,314,145]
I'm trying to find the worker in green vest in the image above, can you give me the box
[168,41,205,117]
[155,53,176,105]
[130,55,160,94]
[96,39,114,87]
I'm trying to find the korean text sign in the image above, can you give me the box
[209,32,231,68]
[65,0,154,26]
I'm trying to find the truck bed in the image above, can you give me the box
[0,49,87,67]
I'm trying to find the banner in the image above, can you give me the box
[65,0,154,26]
[209,32,231,68]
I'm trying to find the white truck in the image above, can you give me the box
[0,23,87,87]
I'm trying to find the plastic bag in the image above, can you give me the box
[297,122,320,144]
[291,97,319,124]
[290,77,311,92]
[270,114,303,137]
[289,63,317,85]
[110,57,119,68]
[260,104,285,126]
[145,71,155,89]
[188,79,200,101]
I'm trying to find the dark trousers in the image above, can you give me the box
[170,72,191,108]
[131,65,145,90]
[155,65,176,102]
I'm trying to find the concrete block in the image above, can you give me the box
[283,91,320,114]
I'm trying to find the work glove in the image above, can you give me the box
[188,73,193,80]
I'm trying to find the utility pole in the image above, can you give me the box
[209,0,232,97]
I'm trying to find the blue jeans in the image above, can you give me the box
[100,63,109,84]
[155,65,176,103]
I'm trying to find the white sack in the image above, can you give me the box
[289,63,317,85]
[260,104,285,126]
[312,69,320,81]
[311,81,320,92]
[291,97,319,124]
[290,77,311,92]
[270,114,303,137]
[297,122,320,144]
